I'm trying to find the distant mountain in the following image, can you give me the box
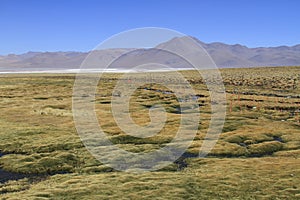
[1,36,300,72]
[158,36,300,68]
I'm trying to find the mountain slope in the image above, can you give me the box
[158,36,300,68]
[1,37,300,71]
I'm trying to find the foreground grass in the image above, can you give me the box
[1,157,300,199]
[0,67,300,199]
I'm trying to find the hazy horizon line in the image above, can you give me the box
[2,38,300,56]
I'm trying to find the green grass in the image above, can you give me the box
[0,67,300,199]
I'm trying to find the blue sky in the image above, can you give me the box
[1,0,300,55]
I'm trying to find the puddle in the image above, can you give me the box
[0,152,52,183]
[273,136,284,143]
[0,169,40,183]
[174,152,198,170]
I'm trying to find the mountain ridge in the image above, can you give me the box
[1,37,300,71]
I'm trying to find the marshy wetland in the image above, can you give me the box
[0,66,300,199]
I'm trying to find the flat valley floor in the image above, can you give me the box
[0,66,300,199]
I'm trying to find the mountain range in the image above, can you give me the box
[1,36,300,72]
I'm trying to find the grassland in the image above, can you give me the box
[0,66,300,199]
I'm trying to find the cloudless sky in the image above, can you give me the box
[1,0,300,54]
